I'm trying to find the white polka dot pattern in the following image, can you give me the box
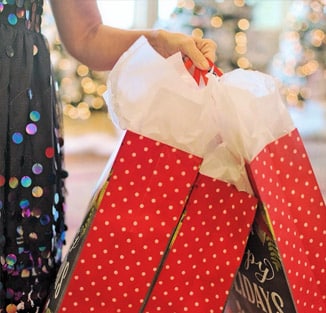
[247,129,326,313]
[58,131,203,312]
[144,174,257,312]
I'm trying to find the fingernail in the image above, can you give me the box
[201,59,209,69]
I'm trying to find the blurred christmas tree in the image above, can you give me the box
[157,0,254,72]
[45,0,256,120]
[43,0,325,119]
[43,2,108,121]
[270,0,326,107]
[50,38,108,120]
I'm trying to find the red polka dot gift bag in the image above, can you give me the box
[44,129,257,313]
[44,37,325,313]
[43,37,260,313]
[212,69,326,313]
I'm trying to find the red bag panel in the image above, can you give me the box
[144,174,257,312]
[56,131,203,312]
[247,128,326,313]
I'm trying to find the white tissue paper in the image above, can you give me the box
[104,36,295,194]
[212,69,295,162]
[105,36,218,157]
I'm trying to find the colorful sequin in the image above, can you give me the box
[0,0,66,311]
[0,0,44,32]
[29,110,40,122]
[12,132,23,144]
[32,163,43,175]
[25,122,37,135]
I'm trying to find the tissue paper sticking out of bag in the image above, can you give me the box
[104,36,294,194]
[212,69,295,162]
[105,36,219,158]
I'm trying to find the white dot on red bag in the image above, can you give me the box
[196,210,202,216]
[175,158,182,165]
[119,254,125,260]
[164,164,170,170]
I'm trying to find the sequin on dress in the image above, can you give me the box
[0,1,67,312]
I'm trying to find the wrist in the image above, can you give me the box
[147,29,163,50]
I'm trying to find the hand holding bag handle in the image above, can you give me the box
[184,57,223,85]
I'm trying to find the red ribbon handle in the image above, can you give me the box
[184,58,223,85]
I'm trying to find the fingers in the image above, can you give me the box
[181,36,217,70]
[178,37,208,70]
[149,29,217,70]
[194,37,217,64]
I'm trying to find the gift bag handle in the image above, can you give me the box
[184,58,223,85]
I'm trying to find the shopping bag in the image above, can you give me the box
[142,174,257,313]
[212,69,326,313]
[44,130,203,312]
[104,37,259,312]
[246,129,325,313]
[223,203,298,313]
[44,130,258,313]
[44,37,259,312]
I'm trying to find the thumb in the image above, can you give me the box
[181,40,210,70]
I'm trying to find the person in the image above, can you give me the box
[50,1,216,71]
[0,0,216,312]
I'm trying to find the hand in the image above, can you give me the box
[150,29,217,70]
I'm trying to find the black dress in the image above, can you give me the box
[0,1,66,312]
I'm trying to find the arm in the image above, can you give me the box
[50,0,216,71]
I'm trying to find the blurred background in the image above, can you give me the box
[42,0,325,252]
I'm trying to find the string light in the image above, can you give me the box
[270,0,325,107]
[44,0,325,117]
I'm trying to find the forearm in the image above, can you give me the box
[50,0,151,71]
[64,24,154,71]
[50,0,215,71]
